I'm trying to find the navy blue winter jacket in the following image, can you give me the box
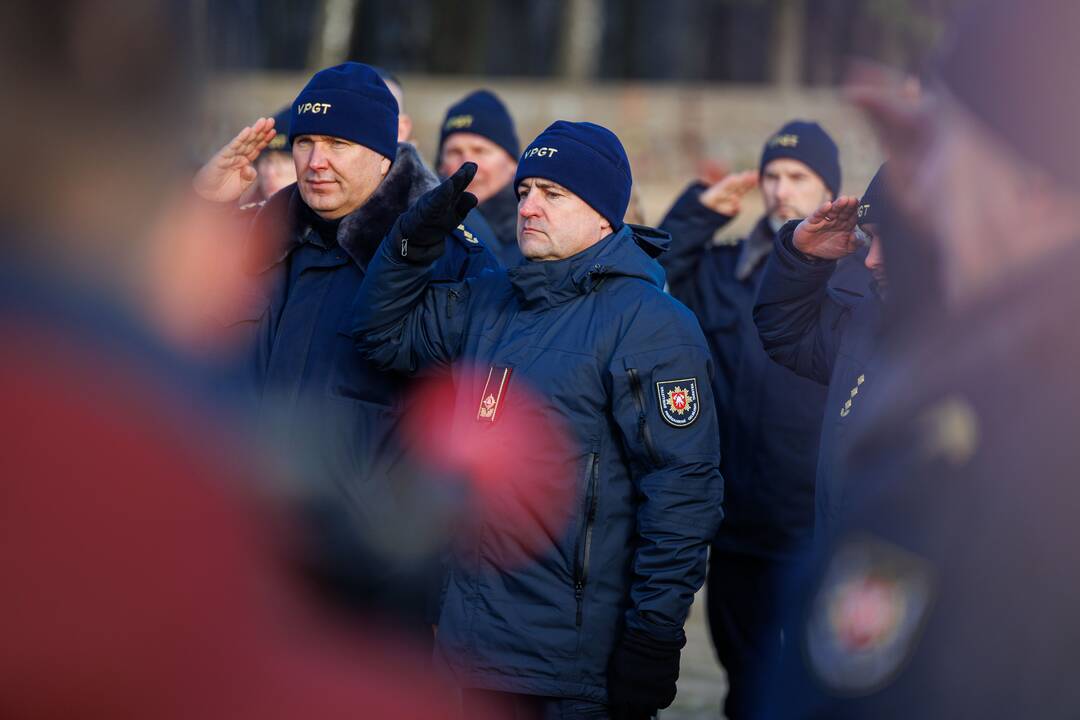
[659,184,828,556]
[352,223,724,702]
[753,221,884,533]
[216,145,498,622]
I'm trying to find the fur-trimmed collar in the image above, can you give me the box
[246,142,438,274]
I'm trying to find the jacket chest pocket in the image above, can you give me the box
[333,307,399,405]
[507,347,606,426]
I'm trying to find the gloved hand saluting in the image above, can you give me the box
[395,161,478,265]
[607,627,685,720]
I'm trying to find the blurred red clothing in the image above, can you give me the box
[0,316,451,720]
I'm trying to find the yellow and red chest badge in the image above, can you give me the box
[476,365,513,423]
[656,378,700,427]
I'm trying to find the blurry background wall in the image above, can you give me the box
[195,0,958,231]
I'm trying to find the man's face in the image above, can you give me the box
[256,151,297,199]
[440,133,517,204]
[861,223,888,289]
[516,178,611,261]
[760,158,833,224]
[292,135,390,220]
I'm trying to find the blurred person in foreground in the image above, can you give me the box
[658,121,861,719]
[192,62,498,634]
[437,89,523,266]
[765,0,1080,716]
[753,165,889,538]
[352,121,724,719]
[0,2,449,718]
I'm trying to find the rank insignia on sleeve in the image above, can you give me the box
[456,223,480,244]
[476,365,512,423]
[656,378,700,427]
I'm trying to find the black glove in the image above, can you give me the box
[394,161,478,265]
[607,626,685,720]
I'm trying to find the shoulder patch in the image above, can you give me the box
[656,378,701,427]
[805,534,935,696]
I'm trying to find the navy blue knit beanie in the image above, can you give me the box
[514,120,632,231]
[858,163,890,228]
[759,120,841,197]
[439,90,520,160]
[289,62,398,161]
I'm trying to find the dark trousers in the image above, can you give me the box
[461,690,609,720]
[707,548,792,720]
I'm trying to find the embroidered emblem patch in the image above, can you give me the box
[805,534,935,695]
[476,366,512,423]
[656,378,700,427]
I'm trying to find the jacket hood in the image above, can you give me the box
[506,224,669,309]
[246,142,438,273]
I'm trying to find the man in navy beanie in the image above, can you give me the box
[192,62,497,635]
[754,164,891,536]
[437,89,523,266]
[657,118,861,720]
[353,121,723,719]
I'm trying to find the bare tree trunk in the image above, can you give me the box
[559,0,601,82]
[309,0,362,71]
[771,0,806,88]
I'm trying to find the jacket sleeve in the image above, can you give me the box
[657,182,734,289]
[351,228,478,374]
[609,310,725,643]
[433,217,502,282]
[753,220,847,385]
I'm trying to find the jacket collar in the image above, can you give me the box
[246,142,438,274]
[506,224,669,309]
[734,216,776,281]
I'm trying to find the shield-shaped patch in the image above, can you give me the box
[805,534,935,695]
[655,378,700,427]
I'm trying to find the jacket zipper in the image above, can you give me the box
[574,452,600,627]
[446,289,459,319]
[627,368,663,467]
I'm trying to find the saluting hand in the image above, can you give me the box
[698,169,759,217]
[193,117,278,203]
[793,196,861,260]
[396,162,479,264]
